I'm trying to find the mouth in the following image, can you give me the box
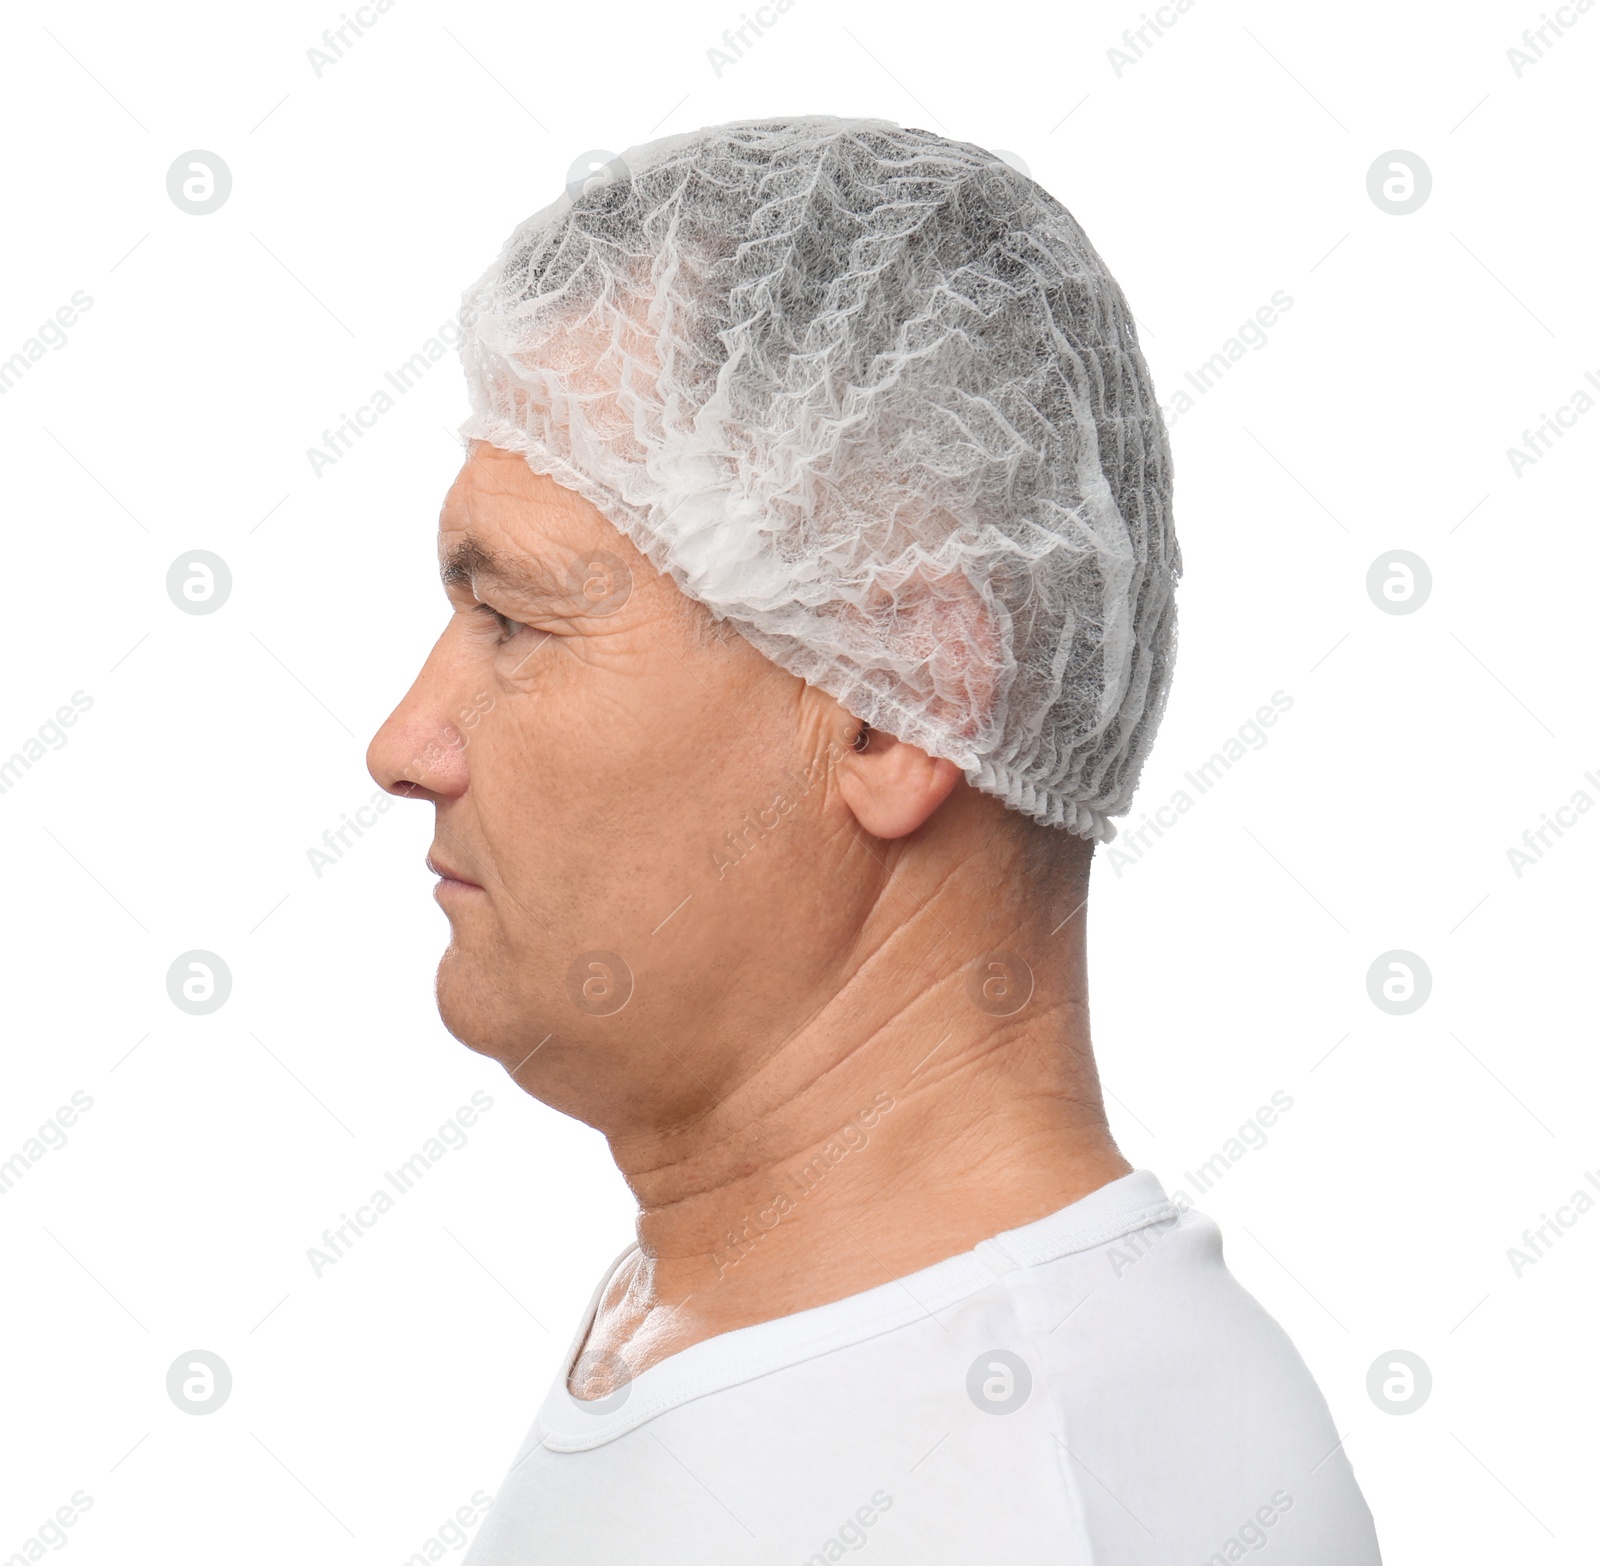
[426,852,484,891]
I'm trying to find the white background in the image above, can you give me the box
[1,0,1595,1560]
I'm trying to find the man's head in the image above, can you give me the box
[366,115,1172,1137]
[366,441,1093,1132]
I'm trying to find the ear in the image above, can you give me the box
[836,726,964,840]
[827,559,1003,839]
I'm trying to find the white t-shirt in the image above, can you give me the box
[462,1170,1380,1564]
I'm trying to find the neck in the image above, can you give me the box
[584,848,1129,1381]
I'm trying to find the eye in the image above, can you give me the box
[475,603,526,643]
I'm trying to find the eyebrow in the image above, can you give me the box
[440,535,507,590]
[439,534,564,603]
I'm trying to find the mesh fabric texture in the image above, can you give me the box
[458,115,1179,840]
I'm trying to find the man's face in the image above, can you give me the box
[365,443,864,1132]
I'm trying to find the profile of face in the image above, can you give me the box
[365,443,972,1137]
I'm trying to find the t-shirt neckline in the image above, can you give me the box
[533,1169,1177,1452]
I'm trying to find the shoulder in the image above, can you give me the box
[1002,1205,1381,1561]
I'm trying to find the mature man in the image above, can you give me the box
[367,117,1379,1563]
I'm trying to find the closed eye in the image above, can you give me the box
[475,603,526,643]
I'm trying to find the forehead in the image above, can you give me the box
[436,444,675,630]
[442,444,553,534]
[438,446,605,577]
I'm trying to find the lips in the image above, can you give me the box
[426,852,482,888]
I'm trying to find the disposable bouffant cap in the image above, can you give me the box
[459,115,1179,840]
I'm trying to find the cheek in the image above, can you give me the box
[466,674,698,896]
[469,632,790,923]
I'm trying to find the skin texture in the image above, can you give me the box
[366,441,1129,1397]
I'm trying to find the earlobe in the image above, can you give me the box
[836,728,963,840]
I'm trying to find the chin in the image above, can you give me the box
[433,944,498,1053]
[434,945,552,1075]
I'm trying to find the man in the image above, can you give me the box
[367,117,1379,1563]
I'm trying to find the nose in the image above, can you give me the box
[366,628,472,801]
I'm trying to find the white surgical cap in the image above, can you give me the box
[458,115,1179,840]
